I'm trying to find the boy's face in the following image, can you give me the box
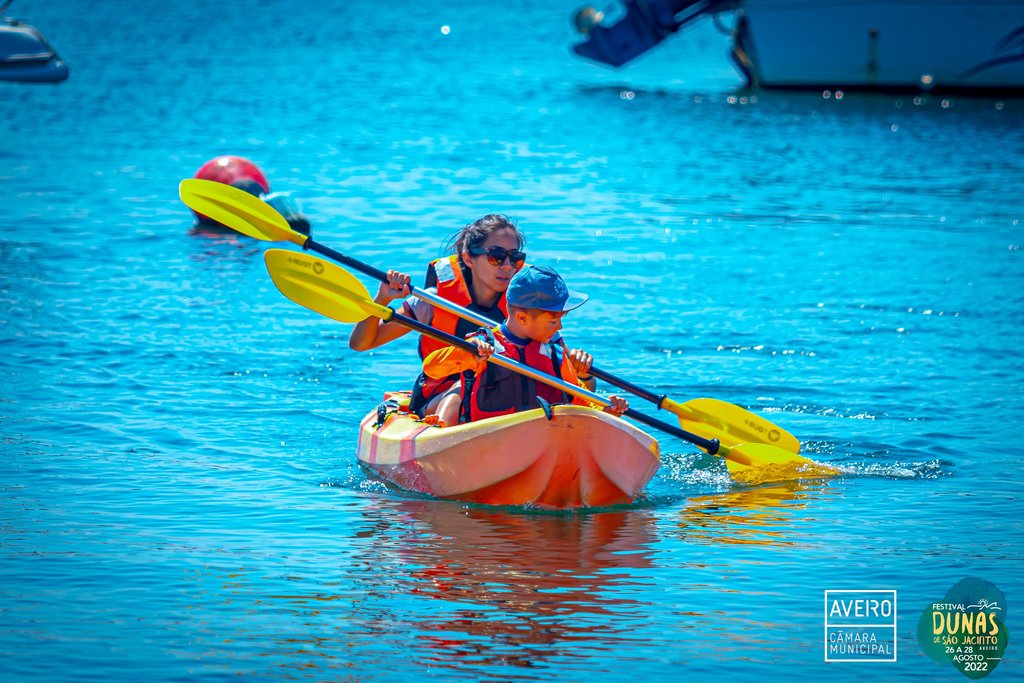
[517,309,566,344]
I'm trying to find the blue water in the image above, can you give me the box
[2,1,1023,680]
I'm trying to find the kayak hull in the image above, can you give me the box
[357,395,660,509]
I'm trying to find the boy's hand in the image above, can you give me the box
[374,270,411,304]
[567,348,594,378]
[603,394,628,416]
[469,337,495,373]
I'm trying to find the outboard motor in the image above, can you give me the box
[572,0,735,67]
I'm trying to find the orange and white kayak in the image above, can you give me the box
[357,392,660,509]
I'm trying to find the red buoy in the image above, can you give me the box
[194,155,269,192]
[187,155,311,235]
[191,156,270,224]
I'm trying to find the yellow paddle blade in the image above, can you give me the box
[666,397,802,454]
[722,443,841,485]
[263,249,391,324]
[679,419,753,453]
[179,178,302,244]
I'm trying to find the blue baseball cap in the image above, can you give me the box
[506,265,588,312]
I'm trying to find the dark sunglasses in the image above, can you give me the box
[468,245,526,267]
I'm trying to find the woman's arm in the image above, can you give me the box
[348,270,414,351]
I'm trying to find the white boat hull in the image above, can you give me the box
[737,0,1024,91]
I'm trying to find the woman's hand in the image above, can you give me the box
[374,270,411,304]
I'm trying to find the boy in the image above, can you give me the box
[422,265,628,425]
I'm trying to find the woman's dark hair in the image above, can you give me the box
[444,214,525,256]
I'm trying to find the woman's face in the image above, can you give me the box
[462,228,524,295]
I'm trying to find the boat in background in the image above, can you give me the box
[358,392,661,509]
[1,1,67,83]
[571,0,1024,93]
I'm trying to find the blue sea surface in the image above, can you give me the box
[2,1,1023,681]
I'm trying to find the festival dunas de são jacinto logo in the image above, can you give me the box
[917,577,1010,679]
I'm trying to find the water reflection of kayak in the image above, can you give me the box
[382,498,659,615]
[296,500,661,672]
[358,392,661,509]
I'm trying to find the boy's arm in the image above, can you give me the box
[561,358,596,407]
[570,389,628,415]
[564,347,597,391]
[561,349,628,415]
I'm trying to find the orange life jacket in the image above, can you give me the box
[462,326,574,423]
[409,255,510,415]
[417,254,509,360]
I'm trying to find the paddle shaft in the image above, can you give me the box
[300,237,672,406]
[379,304,721,454]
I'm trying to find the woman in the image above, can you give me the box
[348,214,528,415]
